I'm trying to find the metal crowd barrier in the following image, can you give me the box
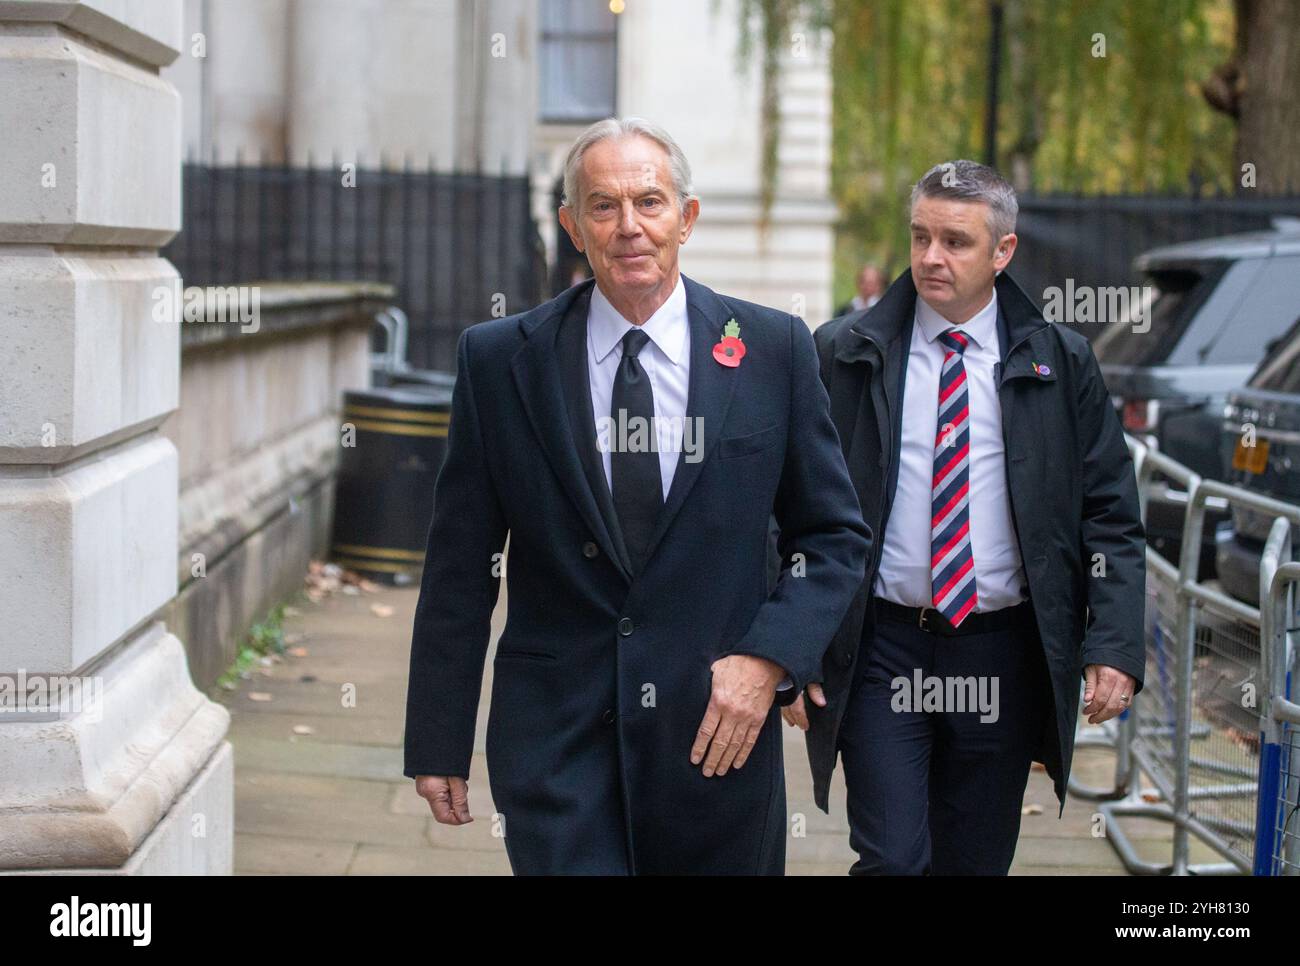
[1075,437,1300,874]
[1255,562,1300,874]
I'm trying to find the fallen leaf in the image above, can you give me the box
[288,646,309,658]
[371,603,394,618]
[292,724,316,736]
[248,691,273,702]
[1021,803,1043,816]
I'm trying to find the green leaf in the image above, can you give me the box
[723,318,741,339]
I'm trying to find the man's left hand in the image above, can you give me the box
[691,654,786,777]
[1082,663,1137,725]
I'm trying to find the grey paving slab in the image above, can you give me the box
[236,832,357,876]
[217,581,1139,876]
[349,844,513,876]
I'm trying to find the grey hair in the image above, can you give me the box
[909,159,1018,247]
[561,116,696,213]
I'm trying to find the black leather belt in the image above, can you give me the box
[873,598,1033,637]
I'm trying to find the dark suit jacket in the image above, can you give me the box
[403,275,870,874]
[805,269,1146,816]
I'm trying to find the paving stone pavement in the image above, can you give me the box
[217,582,1213,875]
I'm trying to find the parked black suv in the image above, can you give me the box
[1218,313,1300,606]
[1093,225,1300,574]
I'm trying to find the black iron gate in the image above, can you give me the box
[163,159,546,372]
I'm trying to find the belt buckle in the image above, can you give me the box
[917,607,936,633]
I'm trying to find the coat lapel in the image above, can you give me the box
[835,269,917,522]
[557,286,635,576]
[510,280,633,583]
[636,274,740,566]
[993,273,1053,396]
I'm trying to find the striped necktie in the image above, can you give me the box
[931,329,978,626]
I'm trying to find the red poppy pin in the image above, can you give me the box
[712,318,745,368]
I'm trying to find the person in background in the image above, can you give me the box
[834,263,886,317]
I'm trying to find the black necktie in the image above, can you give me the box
[610,328,663,572]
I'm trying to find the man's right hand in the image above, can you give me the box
[780,683,826,731]
[415,775,473,825]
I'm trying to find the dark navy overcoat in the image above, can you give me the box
[404,275,870,874]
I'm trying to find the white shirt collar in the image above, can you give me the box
[915,289,998,350]
[589,276,688,366]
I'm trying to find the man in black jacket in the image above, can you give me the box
[784,160,1145,875]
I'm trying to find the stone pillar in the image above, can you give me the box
[287,0,460,169]
[284,0,533,173]
[0,0,233,873]
[475,0,537,175]
[203,0,290,164]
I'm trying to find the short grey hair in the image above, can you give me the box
[910,160,1018,247]
[561,117,696,213]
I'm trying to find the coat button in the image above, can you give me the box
[582,541,599,559]
[602,708,616,725]
[618,617,634,637]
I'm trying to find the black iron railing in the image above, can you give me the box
[163,159,546,372]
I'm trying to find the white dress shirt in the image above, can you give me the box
[587,277,690,502]
[874,291,1028,612]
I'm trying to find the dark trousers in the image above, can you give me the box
[837,603,1050,875]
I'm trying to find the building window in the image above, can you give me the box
[539,0,617,123]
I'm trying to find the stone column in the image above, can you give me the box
[203,0,290,165]
[475,0,537,175]
[0,0,233,873]
[284,0,533,173]
[287,0,460,169]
